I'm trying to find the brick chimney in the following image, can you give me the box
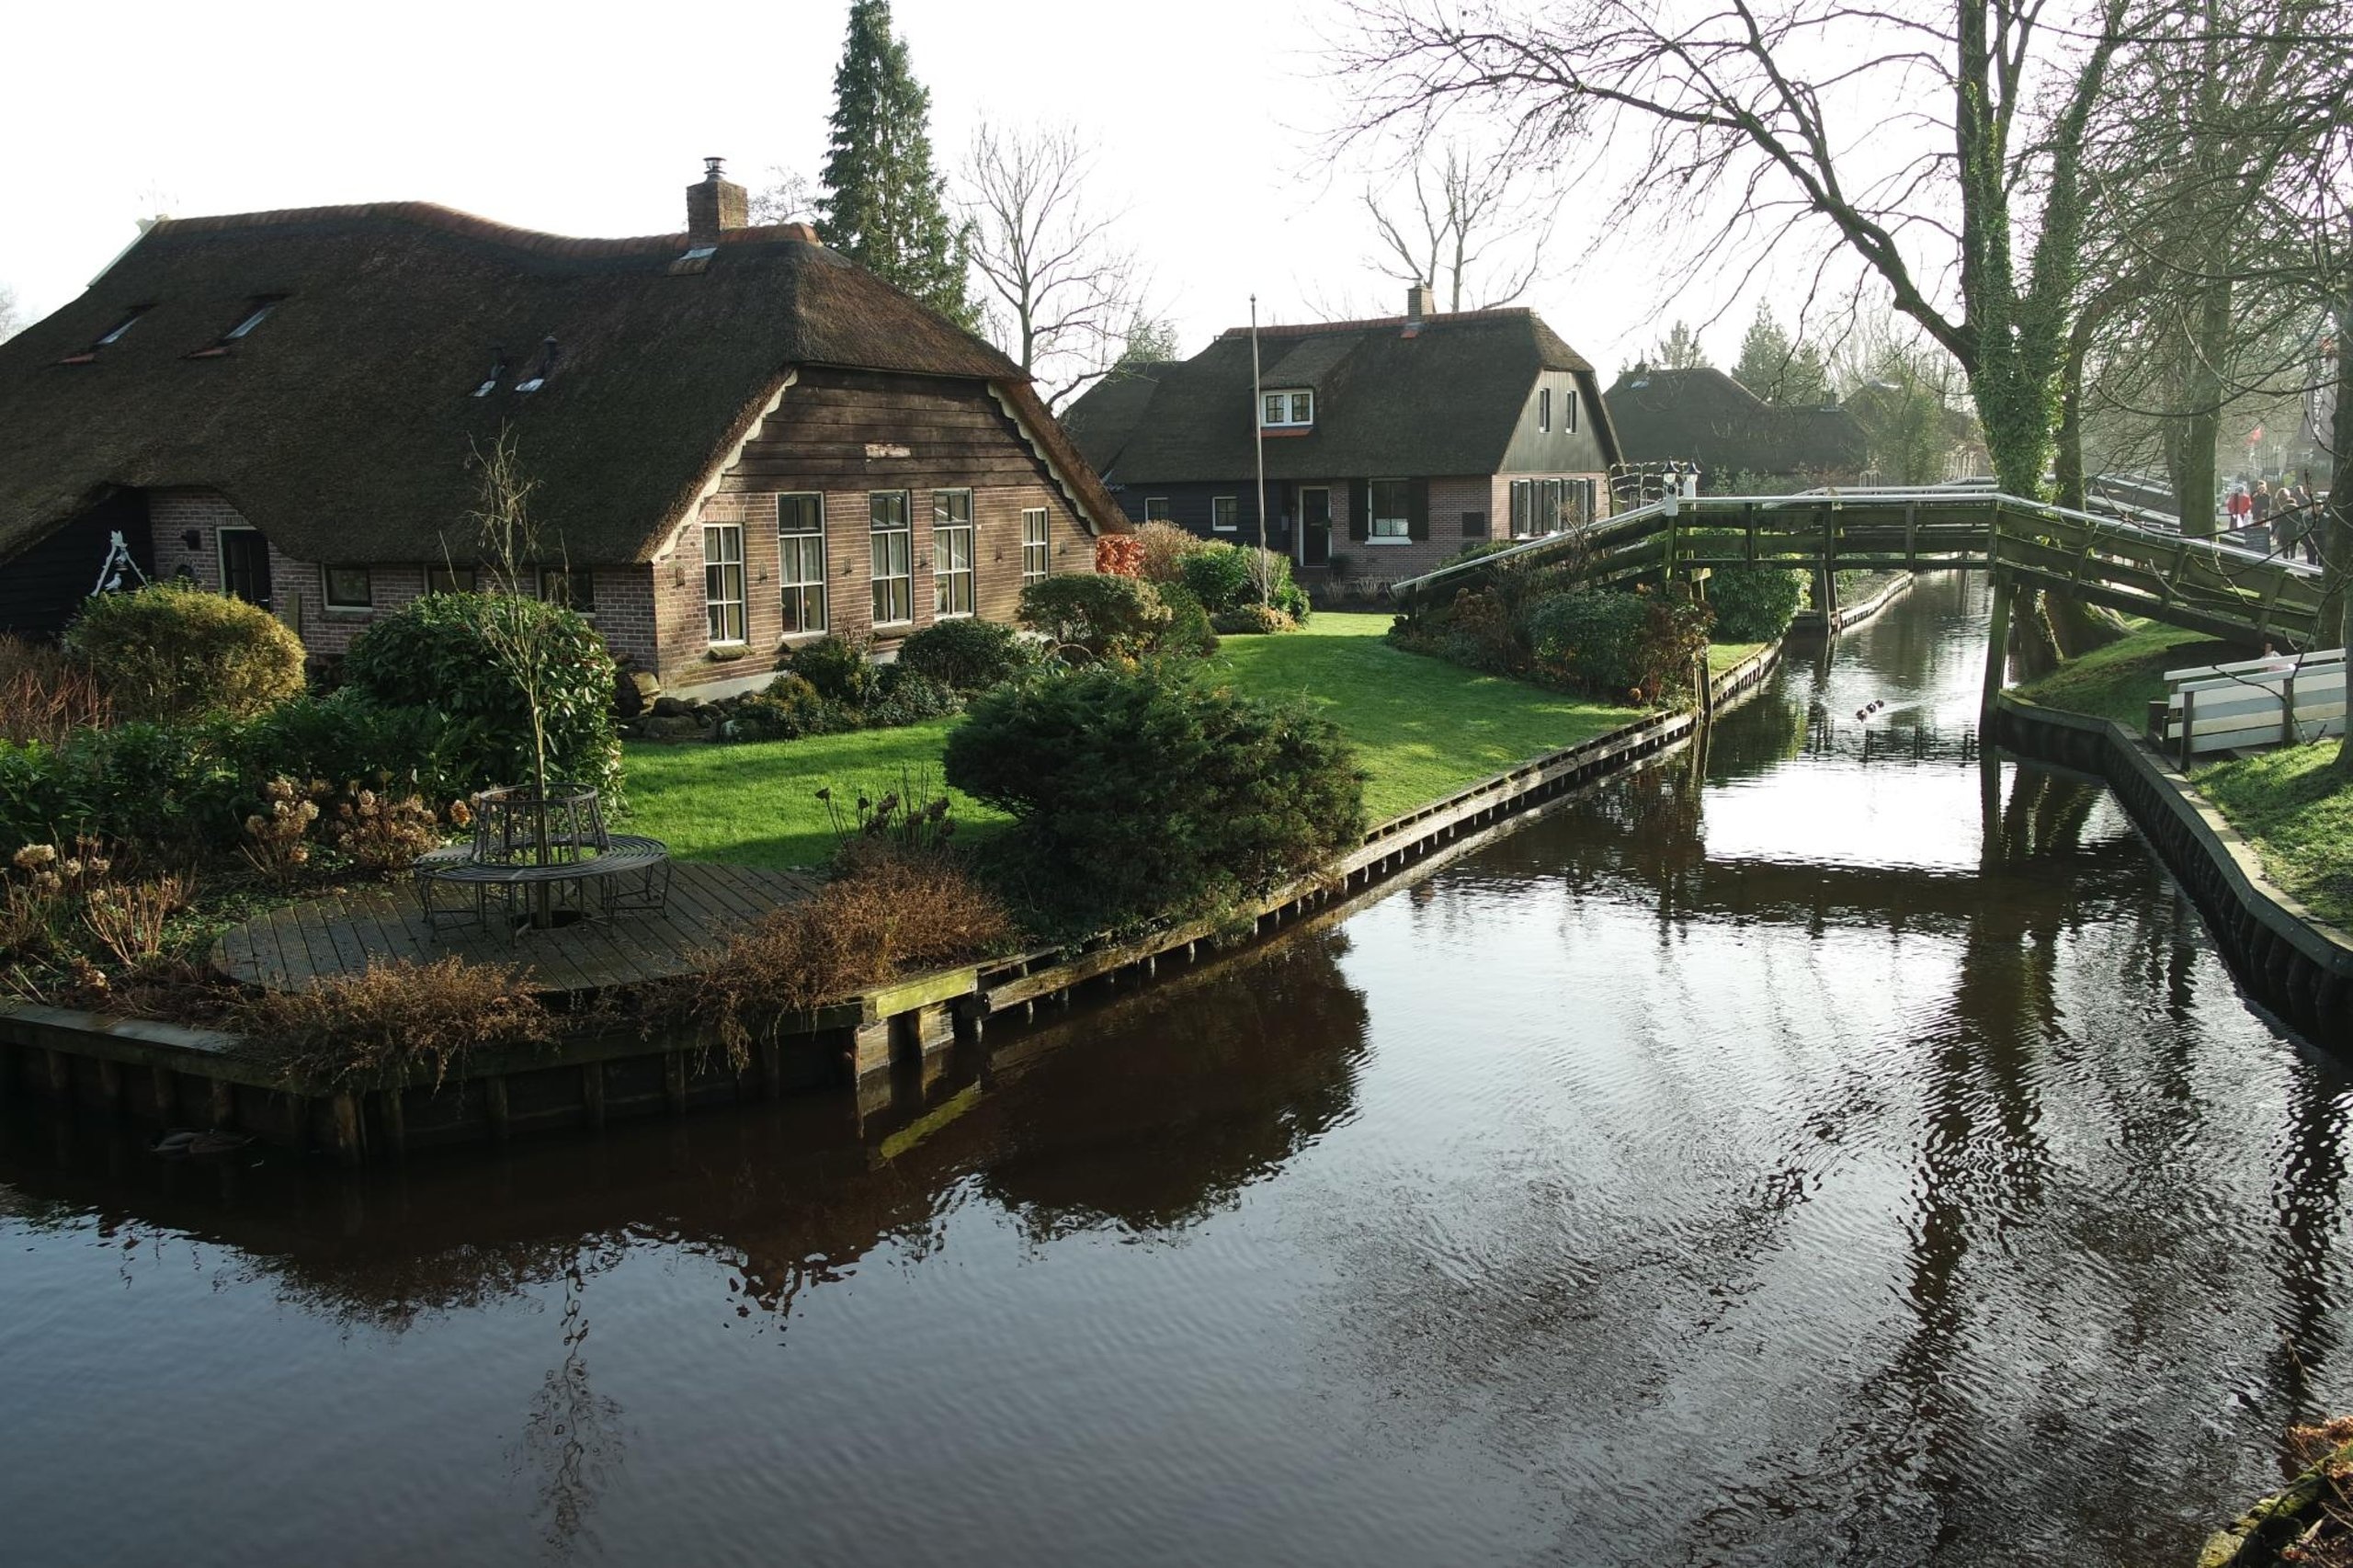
[686,156,748,244]
[1406,281,1437,320]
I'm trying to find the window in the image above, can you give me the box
[1211,496,1239,532]
[1564,389,1578,431]
[96,308,146,347]
[324,565,372,609]
[1144,497,1171,522]
[933,489,974,617]
[426,565,476,595]
[703,523,745,643]
[870,491,913,625]
[1021,507,1051,585]
[1461,510,1487,540]
[1370,479,1410,540]
[224,300,279,341]
[539,566,595,611]
[1540,388,1552,432]
[1261,389,1313,428]
[779,493,827,634]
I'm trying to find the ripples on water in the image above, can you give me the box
[3,575,2346,1567]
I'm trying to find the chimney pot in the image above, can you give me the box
[687,157,749,244]
[1407,282,1437,321]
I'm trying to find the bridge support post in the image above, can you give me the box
[1982,572,2015,715]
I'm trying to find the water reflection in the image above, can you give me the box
[3,573,2347,1568]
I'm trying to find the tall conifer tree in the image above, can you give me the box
[817,0,977,330]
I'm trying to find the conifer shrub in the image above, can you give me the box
[342,592,620,800]
[64,581,305,722]
[944,661,1364,933]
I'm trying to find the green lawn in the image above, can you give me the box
[623,613,1640,868]
[2196,742,2353,930]
[1708,641,1769,675]
[2011,621,2247,728]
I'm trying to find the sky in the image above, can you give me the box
[3,0,1797,379]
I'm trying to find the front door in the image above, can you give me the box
[1300,486,1332,567]
[218,527,273,609]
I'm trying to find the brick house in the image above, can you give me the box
[1060,289,1624,588]
[0,162,1119,692]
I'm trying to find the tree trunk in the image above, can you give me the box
[2329,301,2353,779]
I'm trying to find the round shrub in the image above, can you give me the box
[944,661,1364,934]
[1179,541,1258,611]
[1131,521,1207,584]
[64,581,305,722]
[1018,574,1176,660]
[867,667,964,727]
[1212,604,1298,636]
[896,619,1036,694]
[1154,583,1222,657]
[1526,588,1651,699]
[724,674,858,743]
[341,592,620,800]
[780,635,881,707]
[1704,565,1808,642]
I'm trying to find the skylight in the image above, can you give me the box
[95,308,146,347]
[224,300,279,340]
[515,335,560,393]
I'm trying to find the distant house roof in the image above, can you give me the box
[1603,366,1868,480]
[0,200,1120,567]
[1063,307,1621,482]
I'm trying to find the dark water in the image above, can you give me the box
[4,574,2346,1567]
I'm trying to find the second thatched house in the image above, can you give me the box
[0,161,1120,693]
[1603,365,1870,493]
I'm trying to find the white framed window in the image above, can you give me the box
[933,489,974,618]
[1510,481,1531,535]
[1540,388,1552,432]
[703,523,746,642]
[1021,507,1051,585]
[870,491,913,625]
[1262,389,1313,428]
[779,493,827,634]
[1144,496,1171,522]
[1211,496,1239,532]
[323,565,371,609]
[1565,389,1578,431]
[1369,479,1411,540]
[539,566,595,610]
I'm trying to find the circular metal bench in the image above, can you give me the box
[415,834,673,935]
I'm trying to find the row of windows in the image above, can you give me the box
[70,298,280,363]
[1142,480,1588,542]
[707,491,1052,644]
[1508,478,1597,536]
[1536,386,1579,433]
[318,563,593,612]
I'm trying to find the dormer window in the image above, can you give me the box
[515,335,560,393]
[1261,389,1313,429]
[472,347,508,398]
[96,309,146,347]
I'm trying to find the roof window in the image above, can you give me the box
[223,299,279,340]
[514,336,560,394]
[59,306,151,363]
[1261,389,1314,429]
[472,347,508,399]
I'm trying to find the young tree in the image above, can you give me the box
[816,0,977,330]
[1733,303,1831,404]
[1363,142,1554,311]
[749,168,817,227]
[962,119,1151,407]
[0,283,20,344]
[1114,312,1182,369]
[1650,320,1711,369]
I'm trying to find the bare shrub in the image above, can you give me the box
[81,874,193,968]
[324,787,446,876]
[1131,520,1207,584]
[680,848,1015,1066]
[233,955,556,1091]
[242,777,323,887]
[0,637,111,745]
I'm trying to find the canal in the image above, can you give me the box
[3,574,2345,1566]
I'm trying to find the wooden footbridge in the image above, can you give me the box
[1391,487,2328,652]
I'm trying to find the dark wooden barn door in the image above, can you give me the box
[218,528,273,609]
[1300,486,1331,567]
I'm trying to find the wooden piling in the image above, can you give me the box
[483,1076,511,1142]
[581,1064,606,1130]
[210,1079,234,1129]
[663,1052,688,1115]
[381,1085,408,1156]
[1982,572,2015,715]
[331,1093,363,1167]
[150,1065,176,1122]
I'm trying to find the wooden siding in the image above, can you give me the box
[0,492,150,640]
[1496,369,1617,476]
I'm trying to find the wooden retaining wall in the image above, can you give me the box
[1989,695,2353,1046]
[0,640,1794,1163]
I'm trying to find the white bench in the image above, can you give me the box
[2154,648,2347,762]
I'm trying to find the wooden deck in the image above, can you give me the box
[210,862,823,994]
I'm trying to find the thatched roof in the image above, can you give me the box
[1602,366,1868,480]
[1063,308,1620,482]
[0,202,1119,565]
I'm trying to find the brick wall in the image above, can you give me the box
[660,480,1096,693]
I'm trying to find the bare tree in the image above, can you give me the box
[0,284,20,344]
[961,119,1150,407]
[749,168,818,227]
[1363,142,1554,311]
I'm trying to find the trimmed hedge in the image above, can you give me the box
[895,619,1037,693]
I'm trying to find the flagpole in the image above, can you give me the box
[1251,294,1269,604]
